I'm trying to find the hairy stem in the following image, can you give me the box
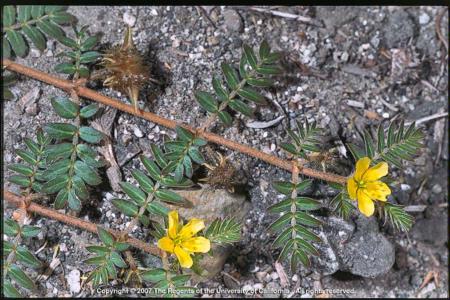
[4,190,162,257]
[2,59,347,185]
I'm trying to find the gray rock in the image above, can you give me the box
[315,6,364,30]
[411,216,448,245]
[223,10,243,33]
[316,215,395,278]
[170,187,251,282]
[382,10,415,48]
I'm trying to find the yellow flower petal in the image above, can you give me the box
[181,237,211,253]
[347,177,358,200]
[365,181,391,201]
[168,210,179,239]
[157,236,175,253]
[354,157,371,181]
[174,245,193,268]
[363,162,388,182]
[179,219,205,239]
[357,189,375,217]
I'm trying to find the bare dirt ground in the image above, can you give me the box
[3,6,448,298]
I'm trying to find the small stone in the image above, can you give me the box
[382,112,390,118]
[370,35,380,48]
[66,269,81,294]
[400,184,411,191]
[30,48,41,58]
[419,12,430,25]
[19,87,41,113]
[242,284,253,293]
[223,10,243,32]
[207,36,219,46]
[123,11,136,27]
[59,243,68,252]
[431,184,442,194]
[263,282,281,298]
[256,271,267,282]
[171,38,180,48]
[133,126,144,138]
[25,103,39,116]
[270,272,279,280]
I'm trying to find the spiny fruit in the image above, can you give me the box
[102,26,150,113]
[201,151,237,192]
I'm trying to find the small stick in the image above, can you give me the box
[406,112,448,126]
[435,8,448,52]
[237,6,323,27]
[3,59,347,185]
[4,190,162,257]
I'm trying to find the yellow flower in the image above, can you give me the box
[157,211,211,268]
[347,157,391,217]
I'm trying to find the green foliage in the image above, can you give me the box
[194,40,282,125]
[328,183,355,220]
[112,145,194,222]
[268,179,322,271]
[84,226,130,287]
[141,268,196,298]
[3,72,17,101]
[348,121,424,168]
[55,25,101,78]
[2,5,75,58]
[163,126,207,182]
[3,219,42,296]
[41,96,104,211]
[205,218,241,245]
[380,202,414,232]
[281,119,322,159]
[8,128,51,193]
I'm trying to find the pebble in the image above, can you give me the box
[400,184,411,191]
[256,271,267,282]
[19,87,41,113]
[133,126,144,138]
[223,10,243,32]
[30,48,41,58]
[419,12,430,25]
[123,11,136,27]
[25,103,39,116]
[207,36,219,46]
[270,272,279,280]
[382,112,390,118]
[431,184,442,194]
[66,269,81,294]
[370,35,380,48]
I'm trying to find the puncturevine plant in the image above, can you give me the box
[3,5,424,297]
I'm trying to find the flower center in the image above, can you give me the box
[356,179,366,189]
[173,235,184,245]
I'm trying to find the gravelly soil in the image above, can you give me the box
[3,6,448,298]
